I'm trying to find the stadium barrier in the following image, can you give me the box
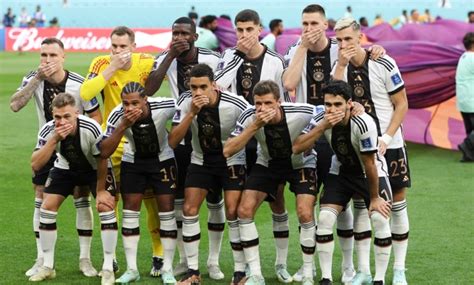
[5,27,172,52]
[0,28,4,51]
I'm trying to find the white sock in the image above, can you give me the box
[316,207,338,280]
[272,211,289,266]
[228,219,246,272]
[391,200,409,270]
[159,211,177,272]
[75,197,93,260]
[207,200,225,266]
[182,214,200,270]
[99,211,118,271]
[300,220,316,278]
[34,198,43,259]
[239,218,261,276]
[353,200,371,274]
[371,211,392,282]
[337,203,354,270]
[39,209,57,269]
[174,199,186,264]
[122,210,140,271]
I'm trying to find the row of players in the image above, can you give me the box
[10,5,410,285]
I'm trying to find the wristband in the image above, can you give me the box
[381,133,392,146]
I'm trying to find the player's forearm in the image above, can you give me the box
[168,114,194,149]
[223,125,258,158]
[87,109,102,125]
[385,90,408,138]
[292,124,325,154]
[100,126,126,158]
[362,153,380,199]
[10,77,41,112]
[95,157,108,192]
[31,139,57,172]
[282,46,307,91]
[143,55,173,97]
[80,74,107,101]
[332,64,346,81]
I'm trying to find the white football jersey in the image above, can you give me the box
[332,51,406,148]
[173,90,249,167]
[35,115,102,170]
[105,97,176,163]
[232,102,317,170]
[17,70,99,130]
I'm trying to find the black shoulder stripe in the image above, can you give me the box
[198,47,220,57]
[39,124,55,138]
[150,103,176,110]
[80,124,101,139]
[221,93,248,110]
[283,105,314,112]
[377,57,395,69]
[68,71,85,80]
[215,54,242,81]
[313,112,325,122]
[373,58,394,72]
[266,49,286,66]
[285,42,298,56]
[285,110,314,115]
[238,108,256,124]
[26,71,38,79]
[109,109,124,125]
[79,119,101,137]
[177,91,192,105]
[352,116,368,133]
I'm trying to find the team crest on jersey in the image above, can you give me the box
[38,139,47,147]
[391,73,402,85]
[217,61,225,71]
[233,125,243,135]
[360,138,372,149]
[173,110,181,121]
[22,80,28,87]
[106,126,115,136]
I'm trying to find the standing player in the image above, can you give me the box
[292,80,393,285]
[169,64,249,285]
[10,38,100,278]
[100,82,178,284]
[283,5,386,282]
[80,26,165,276]
[28,93,106,282]
[224,80,318,285]
[216,10,293,282]
[143,17,226,279]
[332,18,410,285]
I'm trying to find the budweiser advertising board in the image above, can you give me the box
[5,28,172,52]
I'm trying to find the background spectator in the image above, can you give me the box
[374,14,385,25]
[344,6,353,18]
[260,19,283,51]
[33,5,46,27]
[188,6,198,23]
[359,17,369,28]
[468,11,474,24]
[49,17,59,28]
[196,15,219,50]
[410,9,420,23]
[19,7,30,28]
[3,7,15,27]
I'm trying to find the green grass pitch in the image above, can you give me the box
[0,51,473,284]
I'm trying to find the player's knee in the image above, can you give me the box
[296,205,314,224]
[370,211,390,230]
[97,203,114,213]
[225,204,238,220]
[183,203,199,216]
[269,199,286,213]
[237,202,254,220]
[392,188,407,201]
[318,208,338,232]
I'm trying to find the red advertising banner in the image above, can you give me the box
[5,28,172,52]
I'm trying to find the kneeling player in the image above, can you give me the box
[224,80,319,285]
[293,80,392,285]
[29,93,110,282]
[100,82,178,284]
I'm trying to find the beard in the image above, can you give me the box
[179,42,194,58]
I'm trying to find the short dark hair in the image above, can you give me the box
[220,14,231,21]
[111,26,135,43]
[269,19,282,32]
[410,9,418,15]
[121,82,145,97]
[235,9,260,25]
[468,11,474,17]
[52,93,76,109]
[463,32,474,50]
[189,64,214,81]
[253,80,280,100]
[321,80,353,101]
[302,4,326,17]
[199,15,217,28]
[41,37,64,49]
[173,17,196,33]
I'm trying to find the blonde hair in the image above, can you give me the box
[52,93,76,109]
[334,17,360,32]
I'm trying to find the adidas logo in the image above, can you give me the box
[111,81,118,87]
[403,176,409,182]
[170,183,176,189]
[314,61,322,66]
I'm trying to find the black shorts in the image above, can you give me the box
[32,155,56,185]
[174,144,192,199]
[385,147,411,191]
[185,163,246,193]
[121,158,177,195]
[315,138,333,191]
[90,167,117,198]
[245,164,317,202]
[44,167,96,197]
[245,138,258,174]
[321,173,392,208]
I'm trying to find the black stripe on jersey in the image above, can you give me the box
[313,111,325,123]
[26,71,38,79]
[377,57,395,69]
[39,124,55,138]
[284,42,298,56]
[238,107,256,124]
[108,109,124,125]
[85,104,100,114]
[376,153,389,176]
[285,110,314,116]
[215,50,242,81]
[150,102,176,110]
[221,93,248,110]
[373,58,394,72]
[283,105,314,114]
[68,72,85,83]
[388,84,405,96]
[198,47,220,58]
[266,49,286,67]
[79,119,101,138]
[177,90,192,105]
[352,116,368,133]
